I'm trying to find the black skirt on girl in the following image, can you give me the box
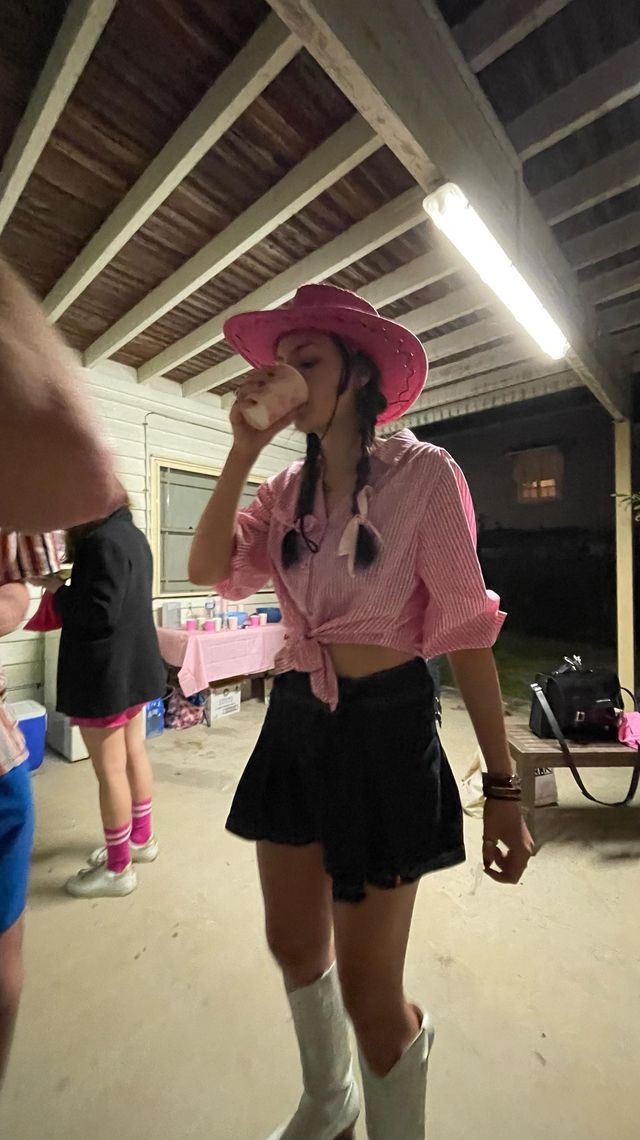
[226,658,465,903]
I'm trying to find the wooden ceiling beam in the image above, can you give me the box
[401,370,580,428]
[84,115,380,366]
[423,316,510,362]
[0,0,116,236]
[386,362,577,431]
[43,14,298,320]
[584,261,640,306]
[401,284,488,336]
[563,212,640,270]
[363,249,457,309]
[537,140,640,225]
[453,0,572,74]
[265,0,628,420]
[510,40,640,162]
[599,295,640,335]
[423,339,537,387]
[137,185,428,388]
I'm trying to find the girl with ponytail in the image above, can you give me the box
[190,284,532,1140]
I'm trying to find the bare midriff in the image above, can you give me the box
[328,643,416,680]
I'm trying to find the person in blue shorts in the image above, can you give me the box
[0,580,34,1085]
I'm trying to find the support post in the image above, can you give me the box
[615,420,635,696]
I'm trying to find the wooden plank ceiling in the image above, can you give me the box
[0,0,638,427]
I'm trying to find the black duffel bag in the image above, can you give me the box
[530,655,639,806]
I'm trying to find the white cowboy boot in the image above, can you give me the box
[359,1010,435,1140]
[267,963,360,1140]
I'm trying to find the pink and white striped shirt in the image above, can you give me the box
[218,429,505,709]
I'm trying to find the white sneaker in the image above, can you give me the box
[65,863,137,898]
[88,835,159,868]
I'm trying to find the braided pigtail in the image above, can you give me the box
[351,353,387,569]
[281,431,322,567]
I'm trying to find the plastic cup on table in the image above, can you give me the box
[203,620,215,632]
[185,618,197,631]
[214,617,222,632]
[250,614,260,628]
[228,616,238,631]
[258,613,268,627]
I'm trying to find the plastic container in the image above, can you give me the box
[258,612,268,626]
[256,607,282,624]
[144,698,165,740]
[9,701,47,771]
[249,614,260,627]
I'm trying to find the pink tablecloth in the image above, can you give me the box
[156,625,287,697]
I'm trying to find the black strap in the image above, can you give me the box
[531,684,640,807]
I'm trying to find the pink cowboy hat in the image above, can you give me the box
[223,283,428,425]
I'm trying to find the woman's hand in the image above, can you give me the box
[229,395,296,461]
[482,799,534,884]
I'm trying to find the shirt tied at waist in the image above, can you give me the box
[274,633,339,711]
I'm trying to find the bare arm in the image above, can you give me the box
[447,647,513,774]
[0,257,121,531]
[448,646,533,883]
[188,401,294,587]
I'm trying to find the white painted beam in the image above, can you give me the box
[265,0,628,420]
[410,358,569,415]
[563,212,640,270]
[83,115,380,365]
[362,249,457,309]
[139,185,428,389]
[537,140,640,225]
[424,339,535,387]
[599,295,640,335]
[584,261,640,306]
[453,0,571,74]
[406,371,581,427]
[424,316,509,362]
[401,284,488,336]
[510,41,640,161]
[0,0,116,235]
[44,14,298,320]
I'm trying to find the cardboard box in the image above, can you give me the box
[207,682,242,721]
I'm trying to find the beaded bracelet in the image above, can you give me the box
[482,772,522,802]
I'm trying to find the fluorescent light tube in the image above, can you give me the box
[423,183,569,360]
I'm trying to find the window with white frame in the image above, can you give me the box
[152,460,261,595]
[512,446,563,504]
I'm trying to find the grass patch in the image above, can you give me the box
[440,633,616,704]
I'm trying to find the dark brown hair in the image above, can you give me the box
[281,336,387,570]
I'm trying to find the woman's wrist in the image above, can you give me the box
[229,442,260,469]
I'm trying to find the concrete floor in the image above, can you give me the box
[2,696,639,1140]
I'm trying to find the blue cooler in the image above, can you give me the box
[144,698,165,740]
[9,701,47,771]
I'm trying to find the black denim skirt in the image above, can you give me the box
[226,658,465,902]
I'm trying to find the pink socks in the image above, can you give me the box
[104,800,152,872]
[105,823,132,874]
[131,798,152,846]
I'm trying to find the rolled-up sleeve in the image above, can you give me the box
[417,450,505,657]
[216,479,275,601]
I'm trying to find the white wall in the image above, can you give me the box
[3,361,303,703]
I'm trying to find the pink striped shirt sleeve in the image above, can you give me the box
[216,478,276,600]
[418,451,505,658]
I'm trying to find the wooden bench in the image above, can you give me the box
[507,724,638,840]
